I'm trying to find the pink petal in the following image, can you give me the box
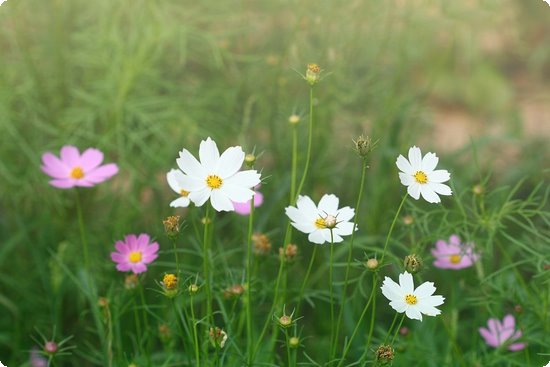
[125,235,139,252]
[80,148,104,171]
[116,262,132,272]
[136,233,151,248]
[85,163,119,183]
[48,179,77,189]
[141,252,158,264]
[115,241,130,254]
[142,242,159,257]
[111,252,127,263]
[508,342,526,352]
[60,146,81,167]
[449,234,461,246]
[132,263,148,274]
[233,191,264,215]
[41,152,69,178]
[479,327,499,348]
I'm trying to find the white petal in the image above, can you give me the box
[210,189,235,212]
[405,307,423,321]
[418,304,442,316]
[420,186,441,203]
[334,221,355,236]
[399,172,414,186]
[170,197,191,208]
[180,175,207,191]
[389,300,408,313]
[222,184,254,203]
[216,146,245,178]
[318,194,339,214]
[290,221,317,234]
[199,137,220,171]
[407,183,421,200]
[414,281,436,298]
[421,152,438,172]
[396,154,413,174]
[177,149,206,178]
[321,229,342,243]
[285,206,309,225]
[189,188,211,207]
[167,169,183,193]
[430,183,452,196]
[399,272,414,294]
[381,277,403,302]
[308,230,327,244]
[428,170,450,183]
[331,233,344,243]
[296,196,319,221]
[420,295,445,307]
[224,170,261,188]
[336,207,355,222]
[408,146,422,170]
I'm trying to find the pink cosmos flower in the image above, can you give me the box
[41,145,119,189]
[479,314,526,351]
[110,234,159,274]
[431,234,479,269]
[30,348,48,367]
[233,188,263,215]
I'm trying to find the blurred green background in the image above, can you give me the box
[0,0,549,365]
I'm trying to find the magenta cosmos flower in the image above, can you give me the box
[41,145,119,189]
[431,234,480,269]
[233,186,263,215]
[110,234,159,274]
[479,314,526,351]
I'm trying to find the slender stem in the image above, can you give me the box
[74,189,90,272]
[333,158,368,359]
[390,314,406,345]
[285,329,292,367]
[380,194,407,264]
[290,125,298,202]
[336,275,376,367]
[189,296,200,367]
[328,231,335,362]
[383,313,399,344]
[295,246,318,316]
[172,238,180,275]
[203,204,213,324]
[246,195,255,365]
[139,284,151,367]
[294,87,314,204]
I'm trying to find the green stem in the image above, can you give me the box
[295,246,318,316]
[390,314,406,345]
[285,329,292,367]
[383,313,399,344]
[139,284,151,367]
[290,125,298,202]
[203,204,213,324]
[332,158,368,359]
[380,194,408,264]
[189,296,200,367]
[336,275,376,367]
[246,195,255,365]
[172,238,180,275]
[329,231,335,363]
[74,189,90,272]
[294,87,314,203]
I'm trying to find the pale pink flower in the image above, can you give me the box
[431,234,479,269]
[30,348,48,367]
[233,187,263,215]
[110,234,159,274]
[41,145,118,189]
[479,314,525,351]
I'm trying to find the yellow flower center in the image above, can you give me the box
[128,251,142,263]
[163,274,178,290]
[449,254,462,264]
[180,189,190,197]
[70,166,85,179]
[414,171,428,184]
[405,294,417,305]
[206,175,223,189]
[315,217,326,229]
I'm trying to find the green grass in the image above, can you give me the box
[0,0,549,366]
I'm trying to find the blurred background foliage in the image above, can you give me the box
[0,0,549,365]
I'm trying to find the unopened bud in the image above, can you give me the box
[188,283,199,295]
[404,254,423,274]
[365,258,379,270]
[305,63,322,85]
[473,184,484,195]
[324,215,337,229]
[354,135,375,157]
[288,336,300,349]
[44,341,58,355]
[288,114,301,125]
[244,154,256,168]
[402,215,414,225]
[223,284,245,299]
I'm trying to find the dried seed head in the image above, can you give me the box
[353,135,376,157]
[209,327,228,349]
[158,324,172,343]
[223,284,245,299]
[404,254,423,274]
[98,297,109,308]
[163,215,181,239]
[253,233,272,256]
[324,215,337,229]
[279,243,298,262]
[124,274,139,290]
[305,63,322,85]
[375,344,395,365]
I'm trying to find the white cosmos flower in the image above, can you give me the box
[285,194,356,244]
[167,169,191,208]
[396,146,452,203]
[381,271,445,321]
[173,137,261,212]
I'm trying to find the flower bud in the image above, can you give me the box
[44,341,58,355]
[98,297,109,308]
[288,114,301,125]
[404,254,423,274]
[278,315,292,328]
[305,63,321,85]
[324,215,337,229]
[163,215,181,239]
[375,345,394,365]
[124,274,139,290]
[223,284,245,300]
[473,184,484,195]
[354,135,375,157]
[244,153,256,168]
[288,336,300,349]
[161,274,178,298]
[158,324,172,344]
[364,258,379,270]
[402,215,414,226]
[188,283,199,295]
